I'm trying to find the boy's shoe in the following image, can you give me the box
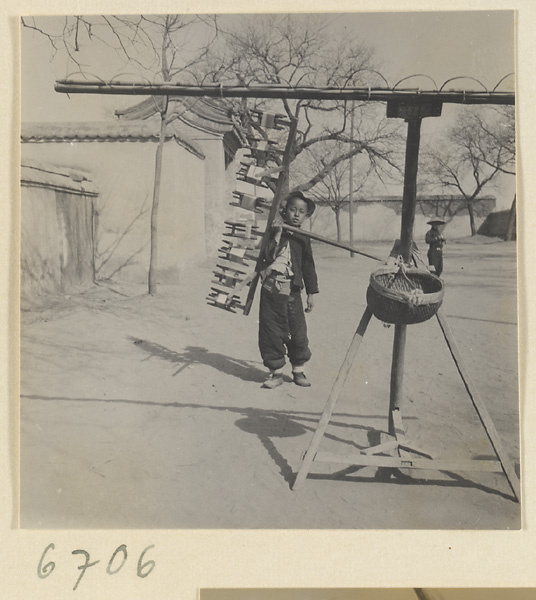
[262,374,284,389]
[293,372,311,387]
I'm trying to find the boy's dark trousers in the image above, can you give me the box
[258,276,312,371]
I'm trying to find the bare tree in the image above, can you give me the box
[198,14,403,195]
[21,15,215,84]
[299,141,372,241]
[421,105,515,235]
[22,15,218,294]
[94,196,150,279]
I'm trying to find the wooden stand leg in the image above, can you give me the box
[292,307,373,490]
[436,309,520,501]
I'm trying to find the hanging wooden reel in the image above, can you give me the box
[249,108,292,130]
[206,288,244,312]
[207,218,264,312]
[229,191,263,213]
[245,137,284,161]
[236,164,278,187]
[207,255,250,312]
[207,112,300,314]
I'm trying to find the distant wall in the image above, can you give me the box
[199,138,227,258]
[309,203,487,243]
[185,135,237,259]
[21,171,95,299]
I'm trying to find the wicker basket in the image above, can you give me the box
[366,265,444,325]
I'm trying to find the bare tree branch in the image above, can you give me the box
[420,105,515,234]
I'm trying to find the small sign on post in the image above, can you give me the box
[387,100,443,120]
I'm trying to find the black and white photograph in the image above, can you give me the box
[19,11,519,529]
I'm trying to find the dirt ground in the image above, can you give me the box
[19,237,520,529]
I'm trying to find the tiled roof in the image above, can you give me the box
[21,158,99,196]
[116,96,246,152]
[21,120,205,159]
[177,97,235,134]
[116,96,235,133]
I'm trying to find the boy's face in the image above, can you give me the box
[284,198,309,227]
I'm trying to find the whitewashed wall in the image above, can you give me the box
[21,138,206,285]
[309,203,488,244]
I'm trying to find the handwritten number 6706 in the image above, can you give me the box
[37,543,156,590]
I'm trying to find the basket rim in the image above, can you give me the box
[369,265,444,307]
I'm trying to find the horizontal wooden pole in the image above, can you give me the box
[314,451,504,473]
[54,81,515,105]
[281,224,383,262]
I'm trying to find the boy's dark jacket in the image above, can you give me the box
[260,229,319,295]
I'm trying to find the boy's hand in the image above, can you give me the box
[305,294,315,313]
[272,214,284,230]
[272,215,284,243]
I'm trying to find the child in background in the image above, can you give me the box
[258,191,318,389]
[425,218,446,277]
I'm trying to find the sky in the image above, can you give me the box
[329,11,514,90]
[19,11,516,207]
[20,11,515,122]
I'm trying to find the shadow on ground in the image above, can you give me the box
[21,391,513,500]
[129,337,267,382]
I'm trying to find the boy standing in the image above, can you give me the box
[258,191,318,389]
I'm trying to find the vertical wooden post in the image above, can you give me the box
[389,324,407,435]
[148,95,170,295]
[399,118,422,261]
[91,197,98,283]
[388,117,422,435]
[349,101,355,257]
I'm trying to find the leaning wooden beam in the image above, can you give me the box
[242,116,298,316]
[281,224,383,262]
[435,309,521,502]
[54,81,515,105]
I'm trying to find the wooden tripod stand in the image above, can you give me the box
[292,304,520,501]
[292,114,520,502]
